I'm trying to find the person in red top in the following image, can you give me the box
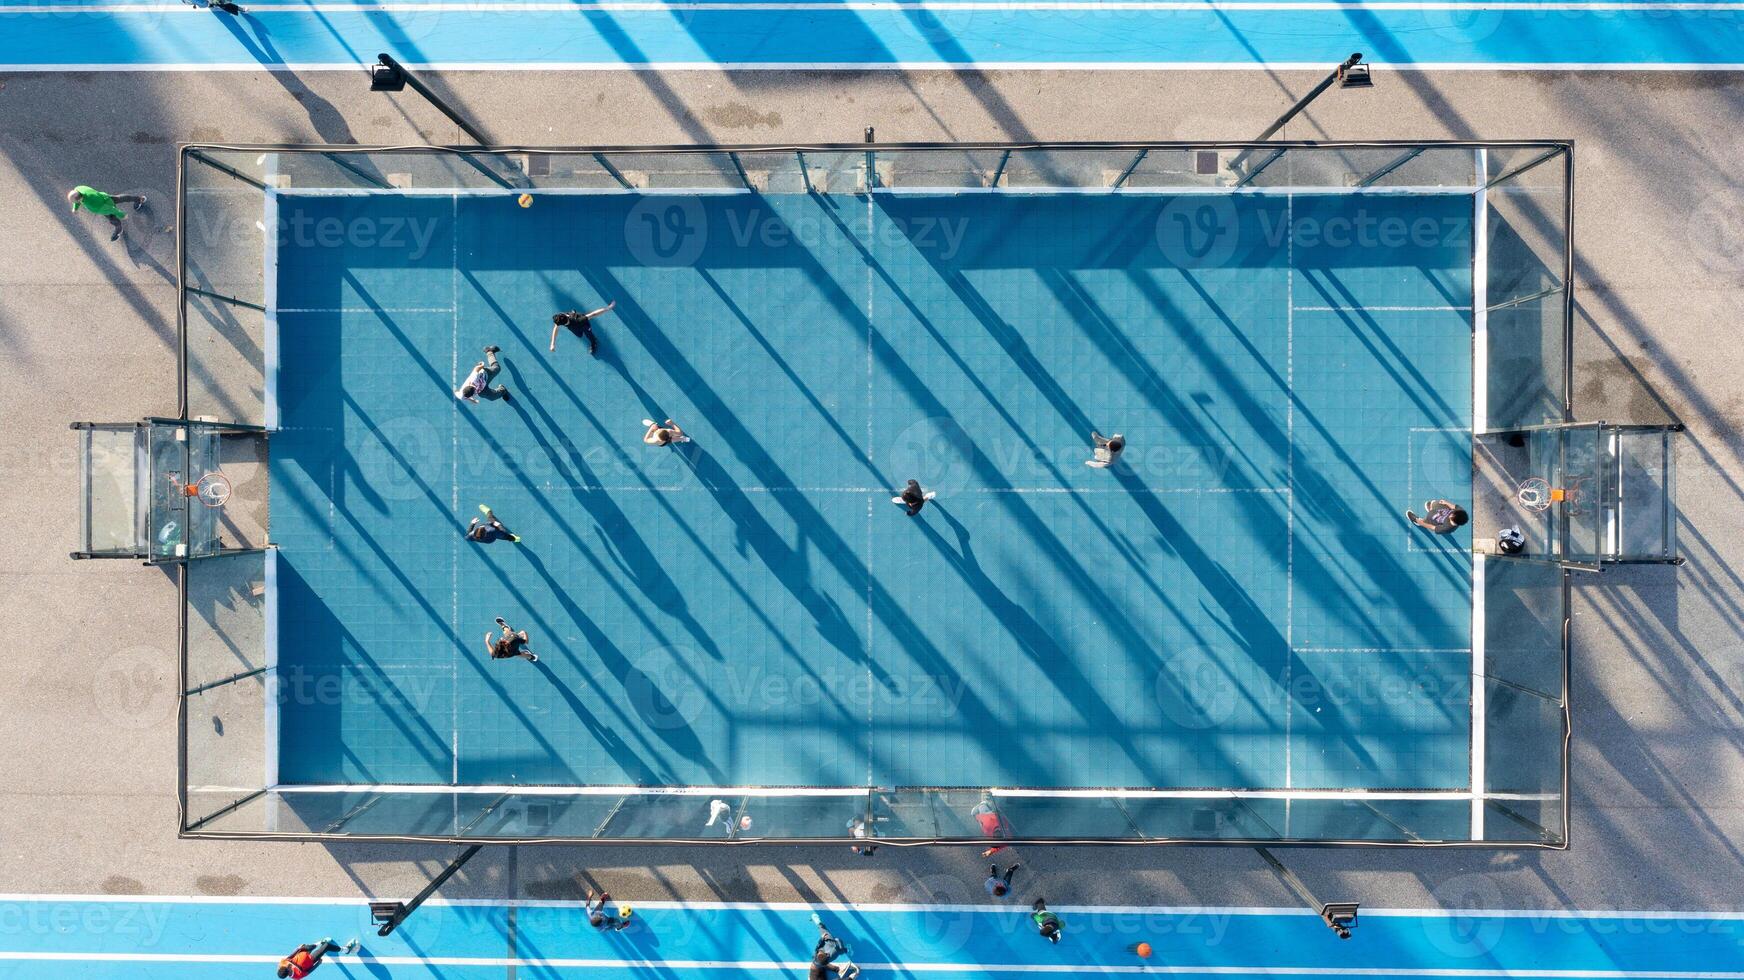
[970,795,1012,857]
[277,937,357,977]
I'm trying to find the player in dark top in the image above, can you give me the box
[550,300,617,356]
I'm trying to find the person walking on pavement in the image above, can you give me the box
[68,185,146,241]
[986,863,1020,898]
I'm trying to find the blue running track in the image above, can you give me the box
[2,0,1743,69]
[5,897,1744,978]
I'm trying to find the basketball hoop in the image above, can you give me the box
[184,472,232,508]
[1517,477,1553,512]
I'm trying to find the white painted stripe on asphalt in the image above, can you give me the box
[5,951,1744,977]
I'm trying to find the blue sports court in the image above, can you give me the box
[265,174,1475,796]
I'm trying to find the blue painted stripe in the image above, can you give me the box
[3,899,1744,977]
[2,6,1743,67]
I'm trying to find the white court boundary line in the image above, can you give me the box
[277,306,456,313]
[262,186,279,430]
[260,783,1555,801]
[1471,554,1487,838]
[4,953,1744,978]
[273,185,1480,197]
[1473,148,1490,432]
[263,548,279,792]
[12,62,1744,72]
[1469,148,1488,840]
[1293,304,1471,313]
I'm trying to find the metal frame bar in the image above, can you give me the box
[1111,148,1147,189]
[727,151,755,192]
[184,787,268,833]
[1561,147,1577,423]
[186,148,269,191]
[990,149,1012,188]
[1357,147,1425,187]
[320,152,392,190]
[1485,147,1564,191]
[172,137,1576,850]
[1236,148,1287,187]
[186,286,267,314]
[593,153,635,190]
[1486,284,1564,314]
[145,415,271,434]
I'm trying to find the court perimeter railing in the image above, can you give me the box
[176,141,1573,847]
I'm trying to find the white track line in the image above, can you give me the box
[14,2,1744,11]
[0,893,1739,920]
[11,62,1744,72]
[3,953,1741,978]
[465,485,1293,494]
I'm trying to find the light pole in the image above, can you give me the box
[369,53,494,146]
[1230,53,1371,176]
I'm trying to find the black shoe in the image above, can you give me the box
[494,617,508,628]
[109,228,122,242]
[484,345,500,354]
[134,197,148,211]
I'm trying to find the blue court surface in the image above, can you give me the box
[267,187,1473,792]
[8,896,1744,978]
[2,1,1744,69]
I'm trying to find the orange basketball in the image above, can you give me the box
[1136,942,1152,958]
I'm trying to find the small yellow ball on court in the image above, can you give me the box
[1136,942,1153,958]
[517,193,533,208]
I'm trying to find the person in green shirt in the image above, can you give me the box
[1031,898,1064,943]
[67,185,146,241]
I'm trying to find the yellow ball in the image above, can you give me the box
[517,193,533,208]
